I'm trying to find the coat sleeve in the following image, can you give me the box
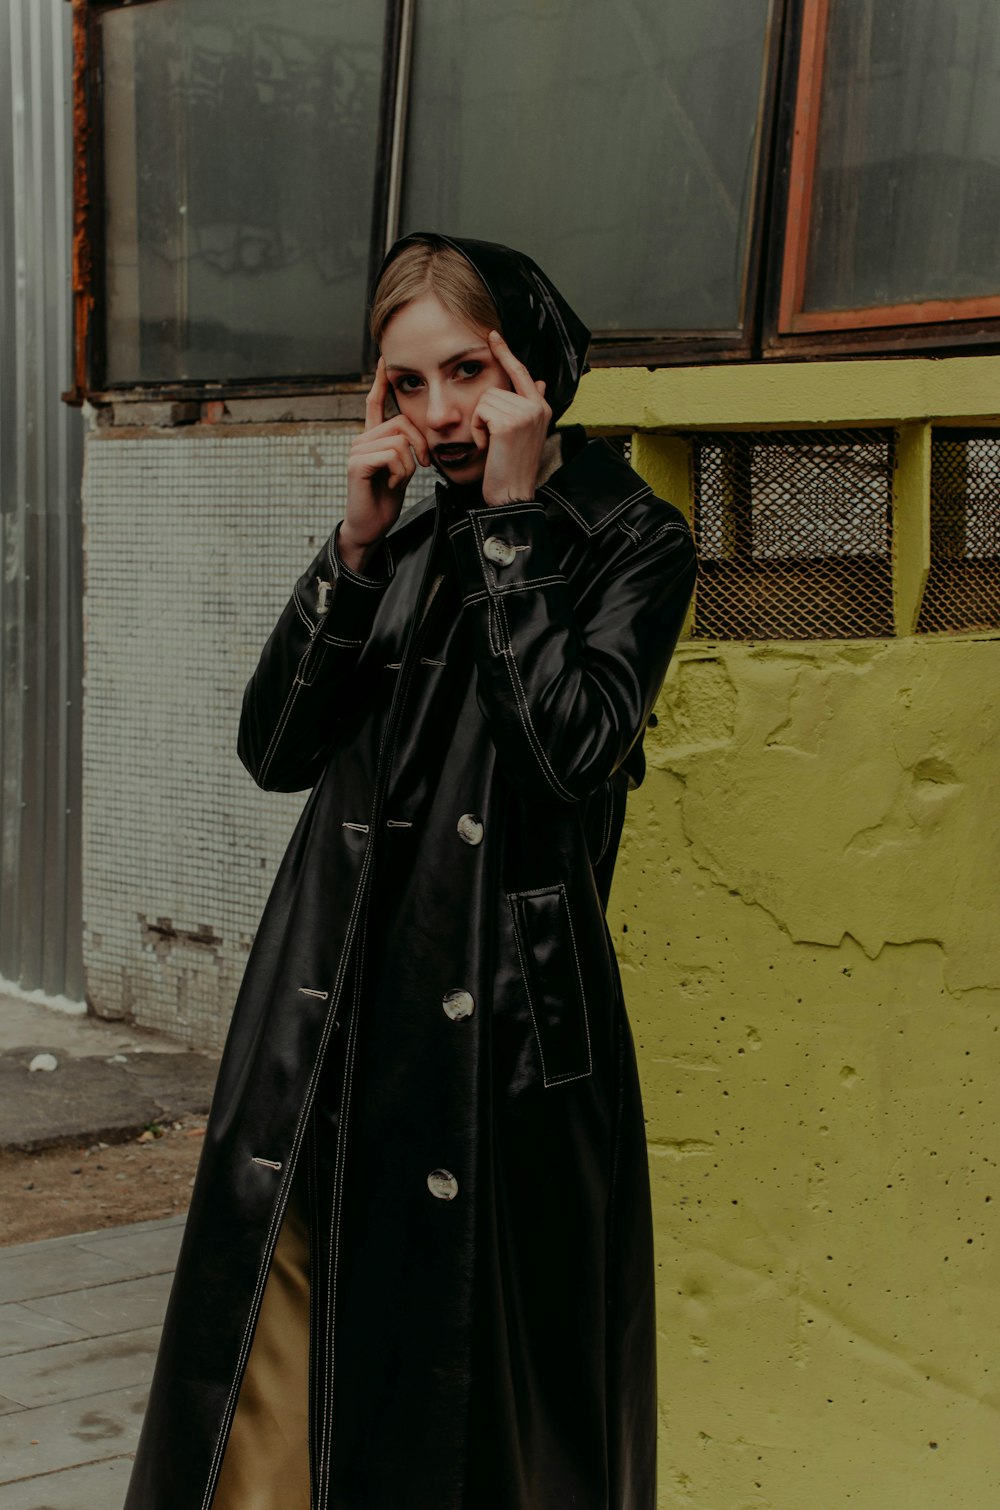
[237,522,393,792]
[446,500,696,803]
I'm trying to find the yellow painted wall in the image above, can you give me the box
[611,636,1000,1508]
[573,355,1000,1507]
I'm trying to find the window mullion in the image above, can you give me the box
[383,0,415,256]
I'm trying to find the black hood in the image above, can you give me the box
[373,232,591,424]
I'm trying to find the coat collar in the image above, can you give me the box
[397,429,652,543]
[537,428,653,537]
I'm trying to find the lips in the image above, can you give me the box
[433,444,477,467]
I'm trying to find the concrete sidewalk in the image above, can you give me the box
[0,1214,183,1509]
[0,992,218,1154]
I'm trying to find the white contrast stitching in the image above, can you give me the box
[202,731,385,1510]
[296,640,327,688]
[507,883,593,1086]
[317,630,363,648]
[251,1156,283,1171]
[495,594,574,801]
[508,897,550,1084]
[291,588,313,632]
[298,986,329,1001]
[538,479,652,533]
[490,574,566,596]
[341,821,369,833]
[257,645,312,786]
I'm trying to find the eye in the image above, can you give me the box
[394,373,423,393]
[456,360,483,380]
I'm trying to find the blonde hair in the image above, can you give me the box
[370,241,501,347]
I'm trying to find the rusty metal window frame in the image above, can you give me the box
[65,0,790,402]
[761,0,1000,361]
[65,0,1000,405]
[66,0,416,403]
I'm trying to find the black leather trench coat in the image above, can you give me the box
[124,431,696,1510]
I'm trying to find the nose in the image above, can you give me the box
[424,380,460,433]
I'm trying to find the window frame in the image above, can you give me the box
[65,0,1000,407]
[762,0,1000,359]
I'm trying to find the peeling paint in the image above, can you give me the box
[614,635,1000,1508]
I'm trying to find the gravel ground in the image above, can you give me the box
[0,1115,205,1246]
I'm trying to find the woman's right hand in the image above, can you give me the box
[339,359,430,573]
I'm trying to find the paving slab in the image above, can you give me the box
[0,1306,87,1359]
[0,1246,136,1309]
[0,1215,183,1263]
[20,1273,172,1341]
[0,1454,134,1509]
[0,1382,148,1483]
[0,1216,185,1505]
[76,1223,185,1277]
[0,1325,161,1409]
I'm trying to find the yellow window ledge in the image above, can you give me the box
[564,354,1000,432]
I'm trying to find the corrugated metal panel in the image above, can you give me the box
[0,0,84,1000]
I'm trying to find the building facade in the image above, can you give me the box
[32,0,1000,1504]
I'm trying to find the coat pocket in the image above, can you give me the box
[507,884,593,1086]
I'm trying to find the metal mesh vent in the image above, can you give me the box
[691,430,895,640]
[917,431,1000,634]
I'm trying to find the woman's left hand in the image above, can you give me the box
[473,331,551,506]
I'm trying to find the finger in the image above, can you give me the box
[535,379,547,398]
[472,389,539,426]
[470,397,491,451]
[364,357,390,431]
[357,414,430,467]
[488,330,537,399]
[353,444,415,488]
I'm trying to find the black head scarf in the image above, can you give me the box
[372,232,590,424]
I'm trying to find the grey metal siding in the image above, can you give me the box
[0,0,84,999]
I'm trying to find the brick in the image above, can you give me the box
[109,401,199,428]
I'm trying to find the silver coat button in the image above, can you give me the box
[443,989,475,1021]
[457,813,484,846]
[483,534,517,567]
[427,1168,459,1201]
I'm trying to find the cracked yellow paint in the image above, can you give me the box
[613,637,1000,1509]
[565,354,1000,430]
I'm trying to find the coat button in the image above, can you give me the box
[427,1168,459,1201]
[456,813,484,846]
[442,989,475,1021]
[483,534,517,567]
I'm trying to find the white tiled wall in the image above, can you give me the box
[82,428,359,1045]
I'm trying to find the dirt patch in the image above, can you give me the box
[0,1115,206,1246]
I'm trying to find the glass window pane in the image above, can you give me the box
[400,0,773,336]
[805,0,1000,312]
[101,0,386,383]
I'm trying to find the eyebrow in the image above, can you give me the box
[384,345,490,375]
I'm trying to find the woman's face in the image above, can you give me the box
[380,291,512,484]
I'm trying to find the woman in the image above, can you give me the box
[124,233,696,1510]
